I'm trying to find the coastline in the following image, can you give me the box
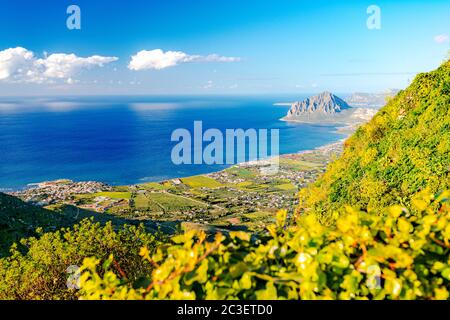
[6,139,344,229]
[6,138,345,195]
[6,137,345,231]
[273,102,292,106]
[1,137,346,237]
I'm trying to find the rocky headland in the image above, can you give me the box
[282,91,378,125]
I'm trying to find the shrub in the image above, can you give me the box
[0,219,162,300]
[79,191,449,300]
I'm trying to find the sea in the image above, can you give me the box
[0,95,345,190]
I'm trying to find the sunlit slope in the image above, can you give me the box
[300,61,450,222]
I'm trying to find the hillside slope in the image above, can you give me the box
[0,192,71,256]
[299,61,450,222]
[0,192,169,257]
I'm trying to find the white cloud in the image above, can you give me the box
[0,47,35,80]
[37,54,118,80]
[202,54,240,63]
[434,34,449,44]
[0,47,118,83]
[128,49,241,71]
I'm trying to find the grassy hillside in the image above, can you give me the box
[0,192,71,256]
[0,192,171,257]
[299,60,450,223]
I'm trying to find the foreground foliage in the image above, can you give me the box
[0,219,161,299]
[80,191,449,300]
[0,192,73,257]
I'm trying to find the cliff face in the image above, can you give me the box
[287,91,350,117]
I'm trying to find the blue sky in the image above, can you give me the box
[0,0,448,95]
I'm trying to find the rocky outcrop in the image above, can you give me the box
[286,92,350,117]
[282,91,379,125]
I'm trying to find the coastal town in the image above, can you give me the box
[10,180,111,206]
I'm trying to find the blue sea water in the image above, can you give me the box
[0,95,344,190]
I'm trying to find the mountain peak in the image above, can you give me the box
[318,91,333,97]
[286,92,350,118]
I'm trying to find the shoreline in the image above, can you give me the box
[273,102,292,106]
[5,138,346,194]
[8,138,344,223]
[6,137,344,232]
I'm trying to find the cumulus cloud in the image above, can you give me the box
[0,47,35,80]
[128,49,241,71]
[434,34,449,44]
[37,53,117,79]
[0,47,118,83]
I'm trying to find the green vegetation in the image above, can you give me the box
[299,61,450,224]
[139,182,168,191]
[0,193,84,257]
[93,191,132,200]
[136,192,207,213]
[275,183,297,191]
[225,167,257,178]
[0,191,168,257]
[80,191,450,300]
[0,193,51,255]
[236,181,253,188]
[0,219,162,299]
[181,176,223,189]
